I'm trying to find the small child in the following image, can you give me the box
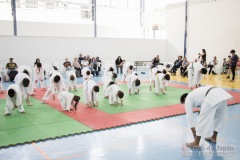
[5,84,26,116]
[33,63,45,89]
[155,71,170,95]
[14,73,33,106]
[42,72,67,103]
[58,91,80,111]
[107,83,124,105]
[83,79,99,107]
[128,73,141,94]
[67,70,77,91]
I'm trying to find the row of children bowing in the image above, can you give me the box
[2,63,171,116]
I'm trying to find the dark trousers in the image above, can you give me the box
[208,65,214,74]
[231,65,236,80]
[180,66,187,74]
[116,65,123,74]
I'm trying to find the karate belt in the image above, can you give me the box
[198,87,217,115]
[205,87,217,96]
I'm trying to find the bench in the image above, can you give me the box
[134,61,151,71]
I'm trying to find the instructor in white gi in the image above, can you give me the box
[180,86,233,148]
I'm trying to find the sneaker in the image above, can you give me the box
[226,76,230,79]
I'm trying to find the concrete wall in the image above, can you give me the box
[0,36,166,67]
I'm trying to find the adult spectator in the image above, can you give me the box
[72,57,82,77]
[96,57,102,74]
[81,57,89,68]
[201,49,207,67]
[115,56,123,74]
[151,55,160,68]
[63,58,72,71]
[229,50,239,82]
[170,56,183,75]
[208,56,218,75]
[221,58,227,74]
[78,53,84,65]
[180,57,189,75]
[226,55,231,79]
[6,58,18,81]
[91,57,99,76]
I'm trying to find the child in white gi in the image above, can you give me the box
[58,91,80,111]
[107,83,124,105]
[0,74,3,94]
[103,73,117,98]
[149,66,158,91]
[67,70,77,91]
[155,71,170,95]
[42,72,67,103]
[18,65,34,95]
[5,84,26,116]
[33,63,45,89]
[82,67,92,83]
[127,73,141,94]
[14,72,33,106]
[83,79,99,107]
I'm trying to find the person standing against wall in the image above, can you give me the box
[151,55,160,68]
[115,56,123,74]
[229,50,239,82]
[201,49,207,67]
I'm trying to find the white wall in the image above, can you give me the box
[0,20,144,39]
[166,0,240,63]
[0,36,166,67]
[165,6,185,62]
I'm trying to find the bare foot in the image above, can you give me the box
[205,137,216,143]
[4,113,11,116]
[186,142,200,148]
[41,100,45,104]
[27,103,33,106]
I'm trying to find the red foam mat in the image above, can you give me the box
[32,89,131,130]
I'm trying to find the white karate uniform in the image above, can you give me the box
[67,70,77,89]
[193,61,204,86]
[18,65,34,94]
[123,62,133,77]
[107,84,122,104]
[154,73,164,94]
[33,65,45,88]
[83,79,98,104]
[5,84,24,114]
[103,75,113,97]
[184,86,233,136]
[58,91,74,111]
[0,74,2,92]
[82,67,92,83]
[150,67,158,82]
[42,72,67,101]
[18,65,33,80]
[103,64,114,76]
[188,62,194,88]
[125,64,133,77]
[14,73,32,99]
[127,73,139,94]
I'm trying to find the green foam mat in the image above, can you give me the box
[75,83,190,114]
[0,98,92,147]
